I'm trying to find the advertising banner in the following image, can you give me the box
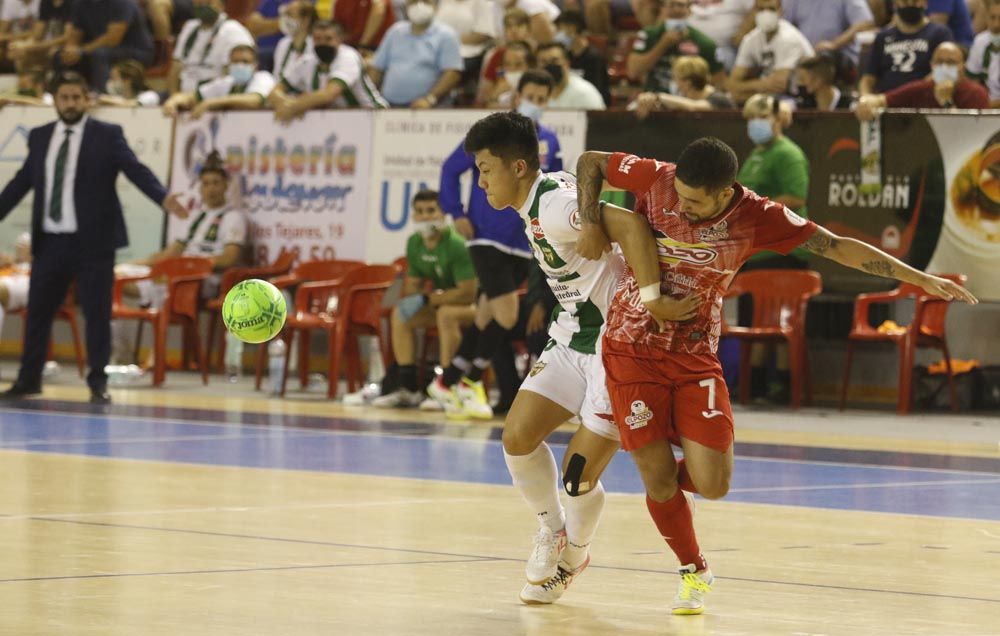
[926,114,1000,301]
[0,106,173,261]
[169,110,373,266]
[366,109,587,264]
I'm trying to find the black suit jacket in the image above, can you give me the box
[0,117,168,257]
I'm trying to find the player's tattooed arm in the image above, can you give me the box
[800,226,979,304]
[575,151,614,260]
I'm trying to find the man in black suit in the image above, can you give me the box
[0,72,184,404]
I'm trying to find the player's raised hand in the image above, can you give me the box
[643,294,701,331]
[162,193,189,218]
[918,274,978,305]
[576,223,611,260]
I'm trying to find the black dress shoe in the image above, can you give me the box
[1,382,42,399]
[89,391,112,405]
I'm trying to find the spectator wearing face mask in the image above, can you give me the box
[484,39,533,106]
[966,0,1000,107]
[632,54,735,116]
[477,8,530,105]
[536,41,606,109]
[729,0,814,103]
[370,0,463,107]
[272,0,316,79]
[627,0,723,96]
[163,44,275,117]
[795,54,854,109]
[553,9,610,106]
[856,41,989,118]
[859,0,953,95]
[170,0,255,93]
[269,19,388,120]
[99,58,160,107]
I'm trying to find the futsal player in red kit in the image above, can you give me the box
[574,138,977,615]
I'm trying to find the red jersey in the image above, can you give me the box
[604,152,818,354]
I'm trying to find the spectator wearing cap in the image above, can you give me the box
[536,40,606,108]
[370,0,463,107]
[856,41,989,118]
[966,0,1000,107]
[170,0,254,92]
[99,59,161,106]
[632,54,735,116]
[270,19,388,119]
[627,0,724,96]
[56,0,154,90]
[796,54,854,109]
[164,44,275,116]
[554,9,610,105]
[272,0,315,78]
[728,0,814,102]
[859,0,953,95]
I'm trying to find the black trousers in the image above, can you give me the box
[19,233,114,391]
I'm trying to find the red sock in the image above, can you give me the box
[645,490,707,571]
[676,459,698,494]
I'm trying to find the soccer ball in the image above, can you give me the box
[222,279,287,344]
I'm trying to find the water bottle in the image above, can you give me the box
[224,331,244,383]
[268,337,287,395]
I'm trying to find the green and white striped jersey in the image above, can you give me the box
[516,172,625,354]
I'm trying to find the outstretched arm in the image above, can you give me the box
[801,226,978,303]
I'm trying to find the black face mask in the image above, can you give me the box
[194,4,220,24]
[896,5,925,25]
[543,63,564,85]
[315,44,337,65]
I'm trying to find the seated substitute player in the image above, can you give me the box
[463,112,685,604]
[163,45,277,118]
[373,189,477,409]
[574,139,977,615]
[268,19,387,122]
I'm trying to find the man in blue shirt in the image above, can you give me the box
[781,0,875,64]
[927,0,974,48]
[860,0,953,94]
[57,0,154,90]
[431,69,562,419]
[369,0,463,107]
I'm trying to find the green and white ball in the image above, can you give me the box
[222,279,287,344]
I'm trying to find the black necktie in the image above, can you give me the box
[49,128,73,223]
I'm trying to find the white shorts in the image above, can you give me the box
[2,274,29,311]
[519,339,619,442]
[114,263,217,307]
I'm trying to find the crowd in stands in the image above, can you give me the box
[0,0,995,116]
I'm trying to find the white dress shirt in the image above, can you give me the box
[43,115,88,234]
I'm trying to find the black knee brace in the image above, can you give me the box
[563,453,588,496]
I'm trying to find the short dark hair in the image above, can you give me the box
[20,65,47,86]
[296,1,318,28]
[555,9,586,31]
[797,54,836,85]
[200,151,229,181]
[505,40,536,67]
[518,69,554,93]
[230,44,258,60]
[412,189,439,205]
[536,42,569,62]
[312,19,342,34]
[463,112,540,172]
[50,71,88,94]
[675,138,739,193]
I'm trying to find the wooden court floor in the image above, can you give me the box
[0,379,998,635]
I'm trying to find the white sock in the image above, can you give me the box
[504,443,565,533]
[562,481,606,570]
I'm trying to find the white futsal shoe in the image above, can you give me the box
[454,378,493,420]
[427,376,463,415]
[371,389,423,408]
[418,397,443,411]
[672,564,714,615]
[520,556,590,605]
[525,526,567,584]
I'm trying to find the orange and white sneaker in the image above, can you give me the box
[672,563,714,615]
[520,555,590,605]
[525,526,567,584]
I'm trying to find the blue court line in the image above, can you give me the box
[12,516,1000,604]
[2,409,1000,520]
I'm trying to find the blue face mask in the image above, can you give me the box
[931,64,959,84]
[664,18,687,31]
[229,62,254,85]
[516,99,544,122]
[747,118,774,145]
[553,31,572,47]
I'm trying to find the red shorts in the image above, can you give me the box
[602,336,734,453]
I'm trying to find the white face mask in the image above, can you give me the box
[414,219,444,237]
[504,70,523,90]
[407,1,435,25]
[932,63,959,84]
[755,9,779,33]
[279,15,299,36]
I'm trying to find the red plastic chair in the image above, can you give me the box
[840,273,966,414]
[112,257,213,387]
[722,270,823,409]
[253,259,365,392]
[204,250,295,372]
[9,286,86,377]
